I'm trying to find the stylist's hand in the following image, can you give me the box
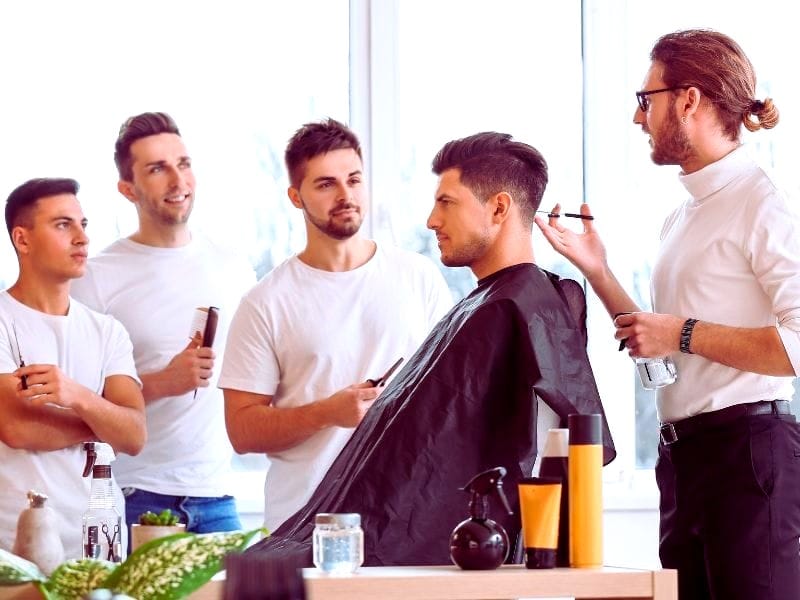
[614,312,683,358]
[163,332,216,394]
[321,382,380,428]
[534,203,608,280]
[16,363,88,409]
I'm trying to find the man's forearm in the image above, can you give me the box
[139,369,178,403]
[689,321,794,376]
[225,392,337,454]
[1,405,95,451]
[585,265,641,318]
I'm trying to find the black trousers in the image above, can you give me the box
[656,410,800,600]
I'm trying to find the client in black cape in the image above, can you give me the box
[248,132,615,566]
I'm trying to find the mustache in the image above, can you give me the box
[330,204,359,216]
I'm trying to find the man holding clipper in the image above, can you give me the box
[537,29,800,600]
[72,113,255,537]
[219,119,452,533]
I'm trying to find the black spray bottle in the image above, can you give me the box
[449,466,513,570]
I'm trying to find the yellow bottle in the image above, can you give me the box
[568,414,602,568]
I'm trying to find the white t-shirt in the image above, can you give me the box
[0,291,139,558]
[71,235,255,496]
[651,146,800,421]
[218,244,452,531]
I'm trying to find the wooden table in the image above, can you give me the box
[0,565,677,600]
[192,564,677,600]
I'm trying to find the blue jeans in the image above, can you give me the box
[123,488,242,552]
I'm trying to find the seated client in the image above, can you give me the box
[249,132,615,565]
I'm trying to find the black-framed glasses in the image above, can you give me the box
[635,86,688,112]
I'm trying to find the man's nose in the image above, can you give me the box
[74,227,89,245]
[168,166,187,188]
[426,209,439,230]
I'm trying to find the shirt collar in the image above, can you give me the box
[678,145,751,204]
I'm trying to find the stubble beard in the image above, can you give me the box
[650,107,693,166]
[303,201,363,241]
[439,232,491,269]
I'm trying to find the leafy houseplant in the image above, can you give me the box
[130,510,185,552]
[0,527,266,600]
[137,510,181,527]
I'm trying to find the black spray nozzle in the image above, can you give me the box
[460,466,513,520]
[82,442,97,478]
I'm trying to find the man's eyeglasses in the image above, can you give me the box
[635,86,688,112]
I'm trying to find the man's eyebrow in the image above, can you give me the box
[312,170,363,184]
[436,192,454,202]
[50,215,84,224]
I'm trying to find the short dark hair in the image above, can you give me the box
[114,112,181,180]
[284,118,362,188]
[431,132,548,227]
[5,177,80,238]
[651,29,778,140]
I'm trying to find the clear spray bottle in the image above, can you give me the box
[82,442,123,563]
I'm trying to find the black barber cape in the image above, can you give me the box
[249,263,615,565]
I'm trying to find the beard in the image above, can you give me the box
[650,106,693,166]
[135,187,194,227]
[438,232,491,269]
[302,200,363,241]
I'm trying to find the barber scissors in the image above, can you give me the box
[102,522,121,561]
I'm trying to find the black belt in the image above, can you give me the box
[660,400,791,446]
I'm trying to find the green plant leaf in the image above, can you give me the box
[103,527,266,600]
[44,559,117,600]
[138,509,180,526]
[0,548,47,585]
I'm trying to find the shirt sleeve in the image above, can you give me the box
[747,189,800,375]
[218,294,281,396]
[103,316,142,387]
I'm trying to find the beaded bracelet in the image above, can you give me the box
[680,318,698,354]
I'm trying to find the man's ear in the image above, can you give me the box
[287,187,303,209]
[11,226,29,255]
[117,180,137,204]
[683,86,702,117]
[491,191,513,224]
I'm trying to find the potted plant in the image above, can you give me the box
[130,509,186,552]
[0,527,266,600]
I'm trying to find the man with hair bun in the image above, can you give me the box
[538,28,800,600]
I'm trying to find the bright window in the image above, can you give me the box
[2,0,799,517]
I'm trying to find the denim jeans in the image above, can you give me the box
[123,488,242,552]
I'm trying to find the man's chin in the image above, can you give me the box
[439,253,467,268]
[324,223,362,240]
